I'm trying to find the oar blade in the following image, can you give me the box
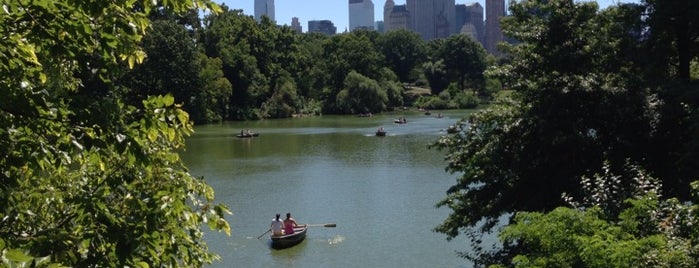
[324,223,337,227]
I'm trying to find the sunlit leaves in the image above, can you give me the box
[1,0,229,267]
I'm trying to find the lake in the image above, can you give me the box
[181,110,483,267]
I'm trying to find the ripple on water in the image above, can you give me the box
[328,235,346,245]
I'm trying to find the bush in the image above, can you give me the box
[451,92,479,109]
[415,95,449,109]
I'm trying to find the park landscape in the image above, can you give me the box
[1,0,698,267]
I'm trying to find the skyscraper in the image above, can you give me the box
[455,3,484,46]
[485,0,505,55]
[308,20,337,35]
[291,17,302,33]
[384,0,410,32]
[405,0,455,40]
[349,0,375,31]
[254,0,275,23]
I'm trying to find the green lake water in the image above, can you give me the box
[181,110,485,267]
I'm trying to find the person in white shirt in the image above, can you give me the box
[270,213,284,236]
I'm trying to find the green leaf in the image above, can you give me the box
[5,249,33,263]
[163,94,175,106]
[147,128,158,142]
[127,54,136,69]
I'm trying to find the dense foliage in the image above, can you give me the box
[163,7,492,120]
[0,0,231,267]
[431,0,699,266]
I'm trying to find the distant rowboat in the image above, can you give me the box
[236,132,259,138]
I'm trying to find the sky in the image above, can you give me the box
[218,0,641,33]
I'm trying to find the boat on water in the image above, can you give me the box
[375,128,387,136]
[271,226,307,249]
[394,118,407,124]
[236,131,259,138]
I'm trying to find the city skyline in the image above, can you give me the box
[220,0,640,33]
[253,0,274,22]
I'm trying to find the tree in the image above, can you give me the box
[434,34,488,93]
[295,33,331,101]
[201,8,304,119]
[121,19,200,112]
[377,29,427,83]
[201,8,266,120]
[640,0,699,200]
[336,71,387,114]
[643,0,699,82]
[422,60,449,95]
[321,33,382,113]
[494,163,699,268]
[431,0,673,265]
[377,67,406,109]
[191,53,233,123]
[0,0,230,266]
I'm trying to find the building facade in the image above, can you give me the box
[485,0,505,55]
[405,0,455,40]
[383,0,411,32]
[455,2,484,46]
[381,0,502,54]
[254,0,275,22]
[308,20,337,35]
[291,17,302,33]
[349,0,375,31]
[375,21,385,33]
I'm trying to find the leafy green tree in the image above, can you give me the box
[377,29,427,82]
[422,60,449,95]
[295,33,331,101]
[377,67,405,109]
[434,34,488,93]
[201,8,303,119]
[0,0,230,266]
[494,163,698,268]
[642,0,699,82]
[121,19,200,110]
[201,8,266,119]
[640,0,699,199]
[431,0,669,265]
[336,71,387,114]
[322,32,383,113]
[260,74,301,118]
[191,53,233,123]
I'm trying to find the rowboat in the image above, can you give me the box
[376,129,386,136]
[271,226,307,249]
[235,132,259,138]
[394,118,407,124]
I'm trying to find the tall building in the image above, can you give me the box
[291,17,302,33]
[485,0,505,55]
[455,3,484,46]
[405,0,455,40]
[254,0,275,22]
[308,20,337,35]
[349,0,375,31]
[383,0,411,32]
[375,21,385,33]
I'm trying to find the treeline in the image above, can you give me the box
[118,6,493,124]
[431,0,699,267]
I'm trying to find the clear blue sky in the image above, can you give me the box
[217,0,640,33]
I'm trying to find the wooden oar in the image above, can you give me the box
[304,223,337,227]
[257,229,271,239]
